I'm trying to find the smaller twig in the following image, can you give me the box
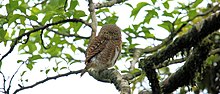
[95,0,127,9]
[40,30,50,49]
[129,49,142,71]
[13,69,83,94]
[33,0,48,7]
[122,71,141,80]
[7,62,24,94]
[64,0,68,12]
[0,71,6,93]
[21,33,30,44]
[47,28,89,39]
[209,48,220,55]
[154,58,186,69]
[124,31,163,41]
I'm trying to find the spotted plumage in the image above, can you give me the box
[80,24,122,76]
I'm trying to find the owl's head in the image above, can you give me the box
[98,24,121,40]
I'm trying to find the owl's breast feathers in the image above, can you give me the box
[81,24,121,76]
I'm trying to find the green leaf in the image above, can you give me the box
[31,7,40,14]
[64,53,73,61]
[52,16,63,23]
[60,67,67,70]
[26,62,34,70]
[17,60,23,63]
[192,0,203,8]
[163,1,169,9]
[147,10,158,17]
[162,10,174,18]
[10,0,18,9]
[48,0,60,9]
[8,14,20,26]
[19,29,25,36]
[143,13,153,23]
[151,0,157,4]
[0,29,6,41]
[96,8,110,14]
[19,16,26,25]
[71,45,77,52]
[27,42,37,53]
[18,44,26,51]
[47,46,62,56]
[121,70,129,73]
[103,15,118,24]
[74,10,86,18]
[53,67,58,72]
[130,68,141,74]
[45,69,50,74]
[131,2,149,20]
[125,3,133,9]
[28,15,38,21]
[141,27,154,38]
[29,55,42,61]
[126,36,132,44]
[69,0,78,10]
[19,2,28,13]
[188,9,197,19]
[6,4,12,15]
[42,13,53,25]
[158,21,173,31]
[129,43,139,49]
[21,71,26,76]
[143,10,158,23]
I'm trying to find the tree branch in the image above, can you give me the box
[88,0,97,43]
[88,69,131,94]
[162,38,213,93]
[139,11,220,94]
[6,62,24,94]
[0,71,6,93]
[154,58,186,69]
[134,4,219,54]
[140,11,220,71]
[46,28,89,39]
[95,0,128,9]
[13,69,83,94]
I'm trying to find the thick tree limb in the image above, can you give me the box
[88,69,131,94]
[13,69,83,94]
[139,11,220,93]
[162,38,213,93]
[140,11,220,71]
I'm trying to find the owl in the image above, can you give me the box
[80,24,122,76]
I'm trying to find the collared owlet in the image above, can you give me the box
[80,24,122,76]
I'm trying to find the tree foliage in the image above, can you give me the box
[0,0,220,94]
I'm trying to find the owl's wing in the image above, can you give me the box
[85,37,107,64]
